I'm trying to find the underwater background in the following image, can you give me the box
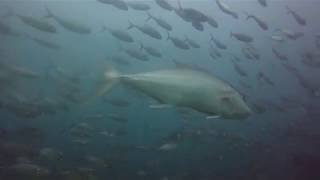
[0,0,320,179]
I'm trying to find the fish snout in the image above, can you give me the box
[238,105,252,119]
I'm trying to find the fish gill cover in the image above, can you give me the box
[0,0,320,180]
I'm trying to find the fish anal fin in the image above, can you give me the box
[206,115,221,119]
[149,104,173,109]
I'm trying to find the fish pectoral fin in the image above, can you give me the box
[149,104,173,109]
[206,115,221,119]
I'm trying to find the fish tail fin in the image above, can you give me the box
[166,31,170,40]
[44,6,54,18]
[82,66,121,104]
[145,12,152,22]
[127,21,135,30]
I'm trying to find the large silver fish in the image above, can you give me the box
[94,65,252,119]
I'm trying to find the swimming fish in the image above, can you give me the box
[245,13,268,30]
[140,43,162,58]
[101,26,134,43]
[128,21,162,40]
[92,64,252,119]
[127,2,150,11]
[45,7,91,34]
[210,34,227,50]
[167,32,190,50]
[257,0,267,7]
[146,12,172,31]
[155,0,173,11]
[286,6,306,26]
[216,0,238,19]
[231,32,254,43]
[6,8,56,33]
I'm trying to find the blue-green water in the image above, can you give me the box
[0,0,320,179]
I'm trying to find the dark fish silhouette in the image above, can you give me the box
[216,0,238,19]
[272,47,288,61]
[140,42,162,58]
[155,0,173,11]
[97,0,128,10]
[286,6,306,26]
[245,13,268,30]
[258,0,267,7]
[210,34,227,50]
[146,12,172,31]
[185,36,200,48]
[120,46,149,61]
[231,32,253,43]
[167,32,190,50]
[101,26,134,43]
[45,7,91,34]
[127,2,150,11]
[128,21,162,40]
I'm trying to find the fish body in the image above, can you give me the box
[167,33,190,50]
[216,0,238,19]
[108,0,128,10]
[286,6,306,26]
[155,0,173,11]
[210,34,227,50]
[140,43,162,58]
[206,15,218,28]
[103,26,134,42]
[185,37,200,48]
[258,0,267,7]
[17,15,56,33]
[28,36,60,50]
[128,22,162,40]
[209,47,222,59]
[146,13,172,31]
[45,7,91,34]
[232,61,247,77]
[183,8,207,23]
[192,21,204,31]
[278,29,304,40]
[272,47,288,61]
[246,14,268,30]
[122,47,149,61]
[231,32,253,43]
[96,66,252,119]
[128,2,150,11]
